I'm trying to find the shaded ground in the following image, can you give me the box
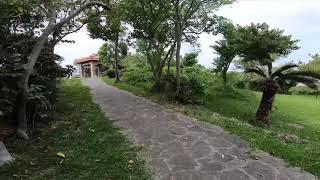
[84,78,316,180]
[0,79,151,179]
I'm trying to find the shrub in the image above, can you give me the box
[164,66,215,103]
[289,86,319,95]
[122,67,153,84]
[0,34,74,126]
[182,52,198,67]
[106,69,116,78]
[122,55,148,69]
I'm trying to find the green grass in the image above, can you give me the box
[103,76,320,177]
[0,79,151,180]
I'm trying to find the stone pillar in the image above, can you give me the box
[78,64,83,78]
[90,61,95,77]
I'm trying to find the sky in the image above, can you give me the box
[55,0,320,68]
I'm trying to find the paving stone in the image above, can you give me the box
[150,158,170,175]
[179,135,199,148]
[169,126,188,136]
[188,125,203,132]
[212,152,234,162]
[244,160,277,180]
[201,161,225,174]
[208,137,233,148]
[167,154,198,171]
[83,78,317,180]
[163,141,184,155]
[223,133,248,149]
[147,146,163,158]
[219,169,251,180]
[191,141,212,159]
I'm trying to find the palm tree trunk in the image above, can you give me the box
[256,79,279,124]
[222,70,227,85]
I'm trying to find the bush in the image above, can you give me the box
[122,67,153,83]
[0,34,74,126]
[122,55,148,69]
[164,66,215,103]
[289,86,319,95]
[106,69,116,78]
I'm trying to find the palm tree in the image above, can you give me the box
[245,63,320,125]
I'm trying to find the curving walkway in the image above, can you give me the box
[83,78,316,180]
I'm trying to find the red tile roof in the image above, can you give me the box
[74,54,99,65]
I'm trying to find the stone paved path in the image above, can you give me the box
[83,78,317,180]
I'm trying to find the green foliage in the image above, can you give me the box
[122,68,153,84]
[300,53,320,73]
[164,66,215,103]
[122,54,148,69]
[120,55,154,85]
[0,34,74,124]
[106,69,116,78]
[212,22,237,83]
[0,79,151,179]
[123,0,175,88]
[182,52,199,67]
[237,23,299,65]
[98,43,113,65]
[289,86,319,96]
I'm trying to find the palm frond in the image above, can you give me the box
[278,74,319,89]
[285,71,320,80]
[244,67,267,78]
[271,63,298,79]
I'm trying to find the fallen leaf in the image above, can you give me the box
[88,127,95,133]
[56,152,65,158]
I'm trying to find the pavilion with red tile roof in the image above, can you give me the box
[74,54,101,77]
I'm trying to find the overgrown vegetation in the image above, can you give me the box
[0,0,111,139]
[0,79,151,179]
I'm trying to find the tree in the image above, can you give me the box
[300,53,320,73]
[245,63,320,124]
[123,0,175,91]
[88,0,126,82]
[98,41,128,69]
[3,0,110,139]
[171,0,234,96]
[211,22,237,84]
[236,23,320,124]
[98,43,114,66]
[182,52,198,67]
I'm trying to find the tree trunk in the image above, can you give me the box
[16,23,55,138]
[152,71,163,92]
[255,79,279,125]
[175,31,182,96]
[114,34,120,83]
[167,43,175,76]
[222,70,227,85]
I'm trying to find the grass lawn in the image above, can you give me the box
[103,76,320,177]
[0,79,151,179]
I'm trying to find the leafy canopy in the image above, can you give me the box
[236,23,299,66]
